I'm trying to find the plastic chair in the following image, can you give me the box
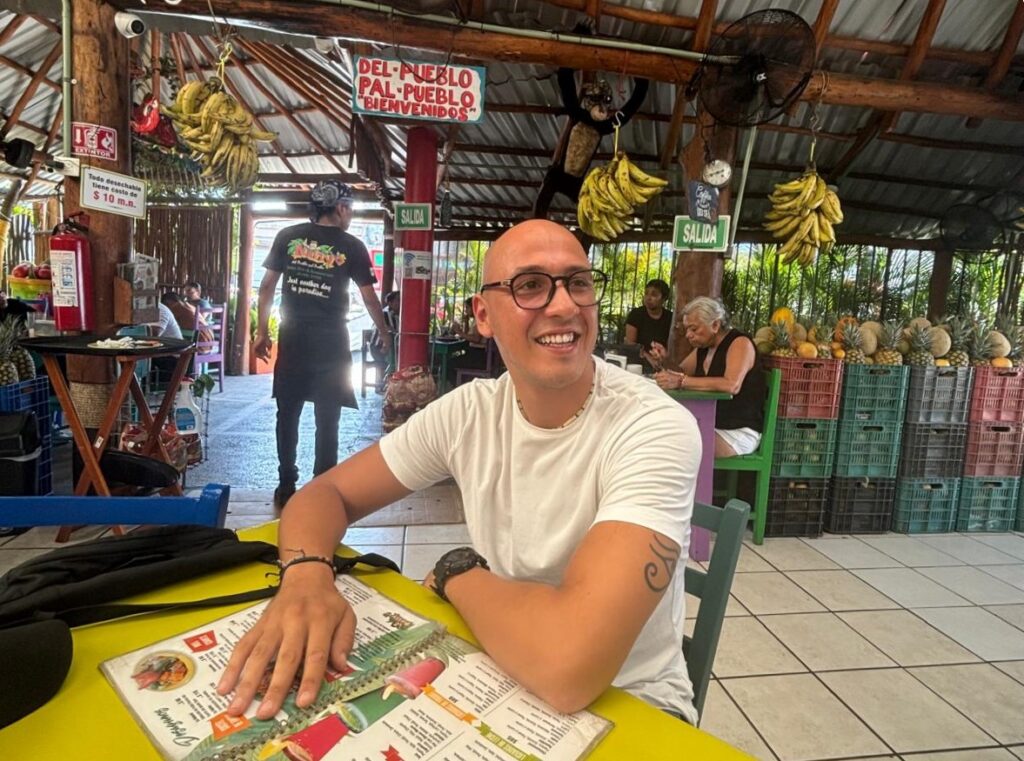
[683,498,751,723]
[712,368,781,545]
[455,339,501,386]
[194,304,227,393]
[0,483,230,529]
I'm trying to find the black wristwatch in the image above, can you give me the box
[431,547,489,602]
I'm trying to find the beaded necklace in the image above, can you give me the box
[516,382,595,429]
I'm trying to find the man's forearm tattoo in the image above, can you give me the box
[644,534,680,592]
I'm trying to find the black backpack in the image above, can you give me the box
[0,524,399,729]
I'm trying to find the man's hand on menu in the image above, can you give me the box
[216,565,355,719]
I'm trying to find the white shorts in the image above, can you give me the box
[716,427,761,456]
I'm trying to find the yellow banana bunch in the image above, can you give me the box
[577,151,667,242]
[763,168,843,267]
[161,76,277,192]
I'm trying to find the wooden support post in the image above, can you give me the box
[381,213,395,296]
[965,2,1024,129]
[669,108,735,363]
[65,0,132,389]
[230,204,255,375]
[927,244,954,321]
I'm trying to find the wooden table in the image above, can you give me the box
[429,337,467,395]
[19,336,194,539]
[667,389,732,562]
[0,522,751,760]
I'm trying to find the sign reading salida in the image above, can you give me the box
[353,56,486,124]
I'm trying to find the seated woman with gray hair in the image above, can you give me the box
[649,297,766,457]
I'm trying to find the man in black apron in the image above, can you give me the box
[253,181,392,508]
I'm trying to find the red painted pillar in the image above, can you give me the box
[398,126,437,370]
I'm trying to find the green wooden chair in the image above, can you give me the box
[713,368,781,545]
[683,498,751,723]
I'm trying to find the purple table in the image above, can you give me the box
[667,389,733,562]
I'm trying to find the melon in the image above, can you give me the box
[860,330,878,357]
[934,358,951,367]
[908,317,931,331]
[755,340,773,355]
[790,323,807,343]
[988,330,1011,358]
[754,326,775,344]
[860,321,884,340]
[796,341,818,358]
[930,328,952,358]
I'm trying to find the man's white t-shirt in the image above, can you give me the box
[379,359,701,723]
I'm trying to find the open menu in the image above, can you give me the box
[101,575,612,761]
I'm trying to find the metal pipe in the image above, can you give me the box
[61,0,72,156]
[323,0,734,65]
[729,124,758,252]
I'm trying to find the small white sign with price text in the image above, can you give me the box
[80,167,147,219]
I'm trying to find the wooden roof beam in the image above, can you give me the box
[1,41,61,140]
[0,14,26,47]
[167,30,188,84]
[966,1,1024,129]
[16,102,62,205]
[830,0,947,180]
[27,14,60,34]
[659,0,716,169]
[111,0,1024,122]
[0,54,60,92]
[150,31,161,100]
[812,0,840,56]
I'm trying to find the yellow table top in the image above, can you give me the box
[0,523,752,760]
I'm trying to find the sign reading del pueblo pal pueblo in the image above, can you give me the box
[353,56,486,124]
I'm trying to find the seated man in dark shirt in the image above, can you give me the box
[651,297,766,458]
[624,279,672,371]
[0,291,36,324]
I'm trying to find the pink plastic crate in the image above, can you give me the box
[968,366,1024,422]
[764,356,844,419]
[962,420,1024,477]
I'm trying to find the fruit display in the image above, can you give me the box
[943,316,971,368]
[576,151,667,242]
[767,320,797,358]
[7,260,51,300]
[875,322,904,366]
[161,77,276,192]
[905,324,937,367]
[762,168,843,267]
[995,314,1024,367]
[839,322,867,365]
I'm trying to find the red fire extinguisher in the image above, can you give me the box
[50,212,95,331]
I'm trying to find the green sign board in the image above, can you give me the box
[672,215,730,252]
[394,202,432,231]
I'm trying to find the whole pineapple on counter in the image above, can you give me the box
[769,320,798,358]
[944,316,971,368]
[906,324,936,367]
[0,318,21,386]
[807,316,833,358]
[995,314,1022,368]
[875,321,905,366]
[840,322,867,365]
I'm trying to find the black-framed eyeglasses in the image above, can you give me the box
[479,269,608,310]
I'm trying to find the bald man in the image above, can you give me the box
[217,220,702,723]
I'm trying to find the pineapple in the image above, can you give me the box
[0,318,21,387]
[906,324,936,367]
[2,317,35,381]
[769,320,797,358]
[967,322,993,367]
[841,322,867,364]
[807,316,833,358]
[945,316,971,368]
[875,321,904,365]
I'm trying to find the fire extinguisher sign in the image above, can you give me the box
[50,249,79,308]
[80,167,148,219]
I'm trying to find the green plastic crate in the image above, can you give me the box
[834,419,903,478]
[892,478,960,534]
[840,364,910,423]
[957,477,1020,532]
[771,418,838,478]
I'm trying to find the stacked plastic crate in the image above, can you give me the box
[827,365,909,533]
[0,375,52,496]
[763,356,843,537]
[893,367,973,533]
[958,366,1024,532]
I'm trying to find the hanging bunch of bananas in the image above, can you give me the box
[763,168,844,267]
[577,152,667,242]
[161,77,276,192]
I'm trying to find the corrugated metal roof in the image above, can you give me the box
[1,1,1022,241]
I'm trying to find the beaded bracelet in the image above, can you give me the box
[276,554,337,580]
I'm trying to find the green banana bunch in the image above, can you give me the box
[763,168,843,267]
[577,151,667,242]
[161,76,277,193]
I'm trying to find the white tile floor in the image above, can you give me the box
[4,519,1024,761]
